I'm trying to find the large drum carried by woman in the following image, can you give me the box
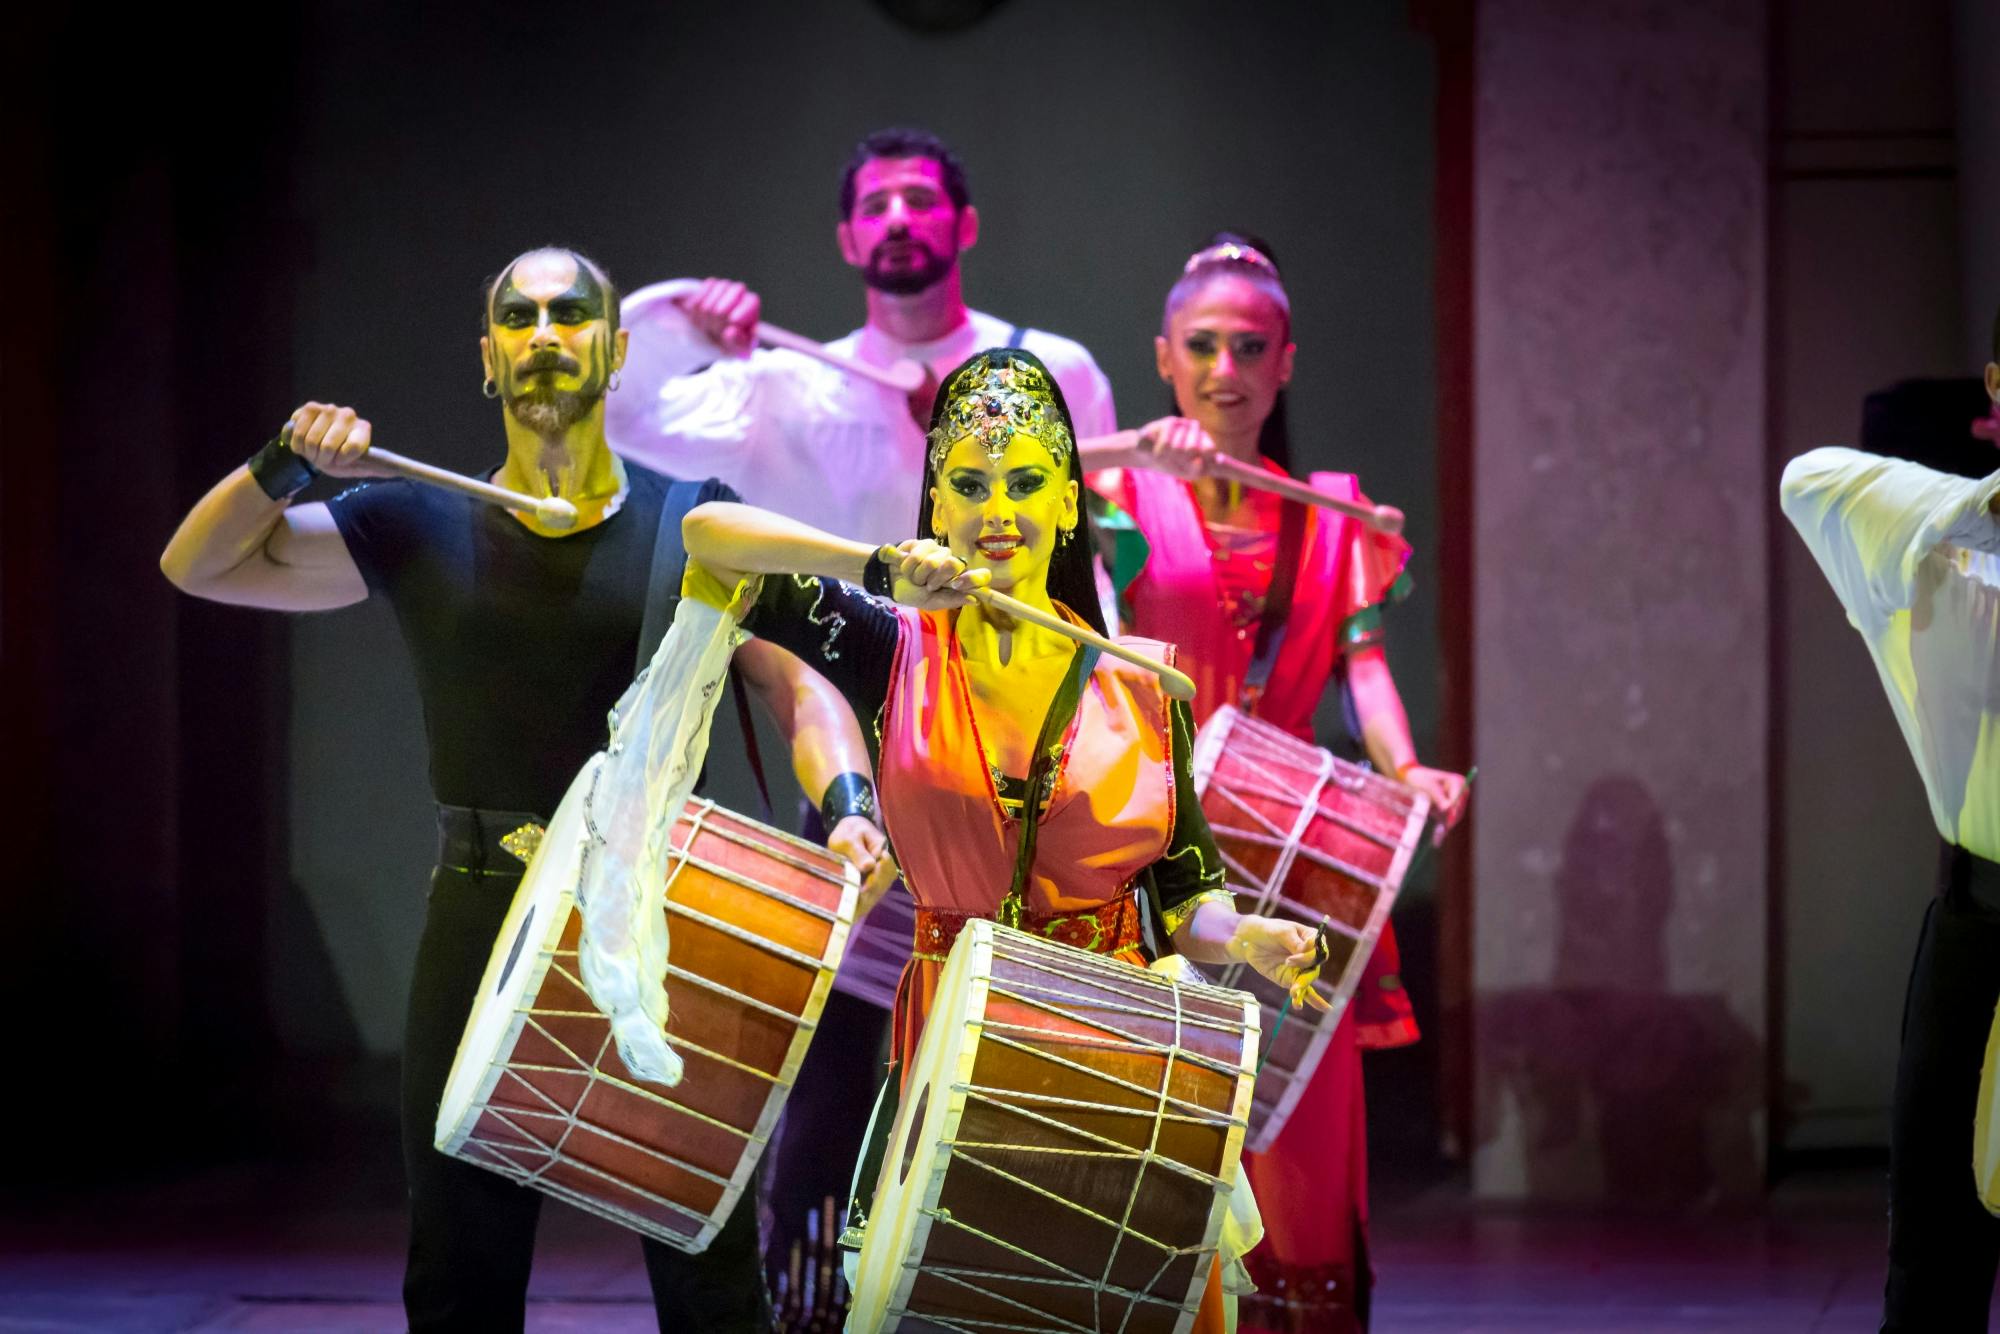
[848,920,1260,1334]
[1190,705,1431,1150]
[435,794,858,1252]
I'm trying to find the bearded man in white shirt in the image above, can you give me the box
[609,126,1117,544]
[1781,323,2000,1333]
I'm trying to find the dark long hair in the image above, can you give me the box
[1166,228,1296,474]
[915,348,1109,636]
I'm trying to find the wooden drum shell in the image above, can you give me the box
[1189,705,1431,1153]
[435,797,857,1252]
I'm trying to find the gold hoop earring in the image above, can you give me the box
[481,376,499,400]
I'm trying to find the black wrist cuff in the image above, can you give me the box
[862,550,895,599]
[248,430,320,500]
[820,772,877,831]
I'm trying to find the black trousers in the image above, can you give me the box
[401,861,769,1332]
[1882,843,2000,1333]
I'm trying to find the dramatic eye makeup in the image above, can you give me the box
[1005,468,1050,498]
[1182,331,1268,359]
[946,466,1051,502]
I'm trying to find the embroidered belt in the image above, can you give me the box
[912,891,1143,963]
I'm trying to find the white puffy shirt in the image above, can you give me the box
[609,307,1116,548]
[1781,446,2000,860]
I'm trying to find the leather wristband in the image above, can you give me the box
[862,549,895,598]
[248,430,320,500]
[820,772,878,831]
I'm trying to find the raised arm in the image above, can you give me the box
[1077,418,1218,480]
[682,501,983,608]
[1780,446,2000,628]
[159,403,388,611]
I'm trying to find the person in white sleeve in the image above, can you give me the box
[1779,325,2000,1333]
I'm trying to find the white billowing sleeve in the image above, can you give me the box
[1063,359,1119,441]
[1779,446,2000,631]
[604,293,840,504]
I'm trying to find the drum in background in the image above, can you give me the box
[833,882,916,1011]
[849,921,1259,1334]
[1189,704,1431,1153]
[436,796,857,1253]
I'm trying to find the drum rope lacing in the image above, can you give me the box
[456,802,847,1254]
[890,935,1251,1330]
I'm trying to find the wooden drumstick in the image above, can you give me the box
[1206,455,1405,535]
[753,321,927,395]
[873,546,1196,701]
[365,447,580,530]
[978,588,1198,702]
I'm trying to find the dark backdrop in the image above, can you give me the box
[6,0,1442,1173]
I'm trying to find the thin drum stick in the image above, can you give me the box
[365,446,579,530]
[872,545,1196,701]
[754,322,927,395]
[1207,455,1404,535]
[977,587,1198,701]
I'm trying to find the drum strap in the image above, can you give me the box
[1241,497,1309,713]
[997,643,1102,929]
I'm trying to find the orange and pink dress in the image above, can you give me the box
[1092,461,1414,1334]
[727,575,1232,1058]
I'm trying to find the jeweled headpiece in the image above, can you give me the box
[1182,240,1281,276]
[924,353,1075,475]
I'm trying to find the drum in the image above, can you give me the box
[834,882,917,1011]
[848,921,1259,1333]
[436,796,858,1252]
[1189,705,1431,1152]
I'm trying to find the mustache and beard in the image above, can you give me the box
[863,236,954,296]
[500,344,609,435]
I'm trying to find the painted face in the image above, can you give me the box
[482,251,621,434]
[840,157,966,296]
[929,431,1077,595]
[1156,273,1295,444]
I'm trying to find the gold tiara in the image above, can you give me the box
[1182,241,1280,275]
[925,354,1074,474]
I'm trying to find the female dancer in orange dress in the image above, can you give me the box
[1084,235,1468,1332]
[681,348,1322,1330]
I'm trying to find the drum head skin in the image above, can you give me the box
[436,756,596,1149]
[849,918,989,1330]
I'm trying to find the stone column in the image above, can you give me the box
[1472,0,1770,1201]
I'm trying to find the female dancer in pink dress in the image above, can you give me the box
[1084,235,1468,1332]
[682,348,1326,1331]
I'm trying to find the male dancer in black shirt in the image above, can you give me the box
[161,247,887,1332]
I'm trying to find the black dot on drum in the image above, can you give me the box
[496,907,535,995]
[898,1083,931,1186]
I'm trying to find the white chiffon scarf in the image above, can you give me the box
[518,592,746,1086]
